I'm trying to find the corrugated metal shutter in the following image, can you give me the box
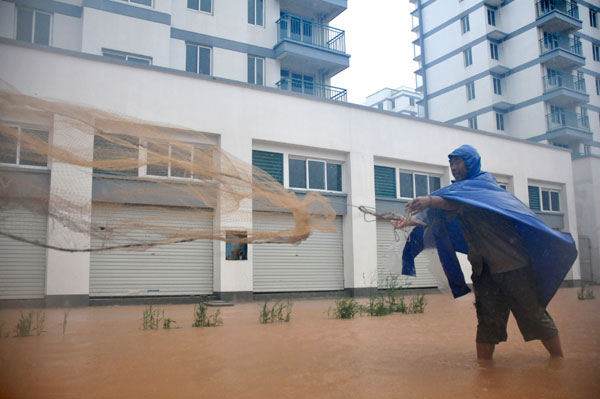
[90,203,213,297]
[0,208,46,299]
[253,212,344,292]
[376,220,438,289]
[374,165,396,198]
[253,150,283,185]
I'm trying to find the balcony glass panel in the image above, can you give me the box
[536,0,579,19]
[276,78,347,102]
[543,72,586,93]
[546,110,590,131]
[277,14,346,53]
[539,33,582,56]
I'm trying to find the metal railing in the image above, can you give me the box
[536,0,579,19]
[276,14,346,53]
[546,110,590,131]
[542,73,586,93]
[539,33,582,56]
[276,78,347,102]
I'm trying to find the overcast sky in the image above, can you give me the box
[330,0,418,105]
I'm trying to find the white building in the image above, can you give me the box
[364,86,422,117]
[0,0,584,307]
[410,0,600,283]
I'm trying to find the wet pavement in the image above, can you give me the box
[1,287,599,398]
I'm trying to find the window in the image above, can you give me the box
[146,142,212,179]
[496,113,504,131]
[493,77,502,95]
[118,0,152,6]
[248,55,264,85]
[185,44,211,75]
[252,150,283,185]
[466,82,475,100]
[463,48,473,67]
[280,70,314,95]
[468,116,478,129]
[248,0,264,26]
[490,43,499,60]
[289,158,342,192]
[16,8,51,46]
[187,0,212,13]
[93,134,139,176]
[461,15,470,34]
[374,165,396,198]
[399,172,441,199]
[103,49,152,65]
[529,186,560,212]
[0,125,49,167]
[591,9,598,28]
[596,78,600,95]
[593,44,600,61]
[409,97,416,106]
[487,9,496,26]
[498,184,507,191]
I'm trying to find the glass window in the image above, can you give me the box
[496,113,504,130]
[103,50,151,65]
[464,48,472,67]
[0,126,48,167]
[146,142,169,177]
[0,126,18,164]
[308,160,325,190]
[487,9,496,26]
[399,172,414,198]
[461,15,470,34]
[493,77,502,95]
[468,116,478,129]
[591,10,598,28]
[188,0,212,13]
[248,55,264,85]
[289,158,306,188]
[415,174,428,197]
[593,44,600,61]
[596,78,600,95]
[490,43,499,60]
[326,163,342,192]
[550,191,560,212]
[248,0,264,26]
[93,134,139,176]
[542,190,550,211]
[429,176,441,192]
[186,44,211,75]
[399,172,440,198]
[466,82,475,100]
[16,8,51,46]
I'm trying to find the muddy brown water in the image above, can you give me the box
[0,288,599,398]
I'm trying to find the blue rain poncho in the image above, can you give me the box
[402,145,578,307]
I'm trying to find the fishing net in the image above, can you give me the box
[0,88,336,252]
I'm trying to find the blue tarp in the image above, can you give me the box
[402,145,578,307]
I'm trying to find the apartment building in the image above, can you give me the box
[410,0,600,282]
[364,86,422,117]
[0,0,585,306]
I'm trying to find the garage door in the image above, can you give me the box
[0,208,47,299]
[90,203,213,297]
[376,220,438,289]
[253,213,344,292]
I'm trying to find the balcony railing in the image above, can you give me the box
[546,110,590,131]
[536,0,579,19]
[277,14,346,53]
[539,33,582,56]
[543,73,586,93]
[276,78,347,102]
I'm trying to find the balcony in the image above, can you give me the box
[539,33,585,69]
[279,0,347,23]
[275,14,350,77]
[542,73,589,106]
[536,0,582,33]
[276,78,347,102]
[484,0,505,6]
[530,110,592,147]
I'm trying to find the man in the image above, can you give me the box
[393,145,577,360]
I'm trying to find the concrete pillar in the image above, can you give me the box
[212,135,253,301]
[343,151,378,296]
[45,115,94,307]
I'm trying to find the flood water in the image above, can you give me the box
[1,287,599,398]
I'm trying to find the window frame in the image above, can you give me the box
[102,49,152,65]
[247,55,265,86]
[468,116,478,129]
[596,77,600,96]
[487,8,496,26]
[15,7,52,46]
[591,9,598,28]
[460,15,470,34]
[490,42,499,60]
[496,112,505,131]
[143,141,214,181]
[187,0,212,14]
[288,156,343,192]
[593,44,600,61]
[115,0,153,8]
[248,0,264,27]
[398,170,441,200]
[185,43,212,75]
[528,185,561,213]
[0,124,49,169]
[466,82,475,101]
[493,77,502,95]
[463,47,473,67]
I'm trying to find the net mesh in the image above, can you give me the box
[0,88,336,252]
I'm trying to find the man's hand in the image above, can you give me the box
[405,196,432,215]
[391,216,409,229]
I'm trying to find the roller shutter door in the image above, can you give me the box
[0,208,47,299]
[376,220,438,289]
[90,204,213,297]
[253,213,344,292]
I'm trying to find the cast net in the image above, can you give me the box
[0,88,336,252]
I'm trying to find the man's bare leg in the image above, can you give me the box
[476,342,495,360]
[542,334,564,358]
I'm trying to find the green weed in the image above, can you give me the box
[328,297,360,319]
[14,311,46,337]
[408,293,427,314]
[259,300,293,324]
[141,305,161,330]
[162,311,176,329]
[192,302,223,327]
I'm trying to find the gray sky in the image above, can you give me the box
[330,0,418,104]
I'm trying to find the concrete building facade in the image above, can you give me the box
[364,86,422,117]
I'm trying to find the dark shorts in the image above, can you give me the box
[472,264,558,344]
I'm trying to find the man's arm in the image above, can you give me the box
[391,196,459,229]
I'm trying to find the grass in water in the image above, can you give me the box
[141,305,161,330]
[14,311,46,337]
[328,297,360,319]
[193,302,223,327]
[62,311,69,335]
[162,310,176,329]
[259,300,293,324]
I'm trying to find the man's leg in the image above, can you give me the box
[476,342,495,360]
[542,333,564,358]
